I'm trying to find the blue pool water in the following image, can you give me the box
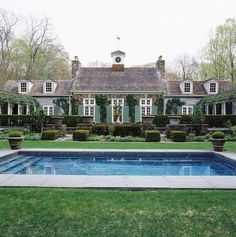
[0,152,236,176]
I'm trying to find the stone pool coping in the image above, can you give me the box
[0,148,236,189]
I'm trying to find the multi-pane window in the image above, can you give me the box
[83,98,95,117]
[209,83,216,93]
[20,82,27,93]
[45,82,52,93]
[43,106,54,115]
[184,82,191,93]
[182,106,193,115]
[140,98,152,116]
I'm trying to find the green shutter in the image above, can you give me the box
[54,105,60,115]
[151,105,158,115]
[95,106,100,123]
[135,106,141,123]
[177,106,182,115]
[106,105,112,123]
[78,105,84,116]
[123,106,129,123]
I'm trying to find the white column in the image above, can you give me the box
[205,104,209,115]
[17,104,21,115]
[26,104,29,115]
[221,102,226,115]
[68,96,72,115]
[7,102,12,115]
[213,103,216,115]
[0,106,1,115]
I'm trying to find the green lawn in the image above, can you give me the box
[0,140,236,152]
[0,188,235,237]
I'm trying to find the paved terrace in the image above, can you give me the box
[0,149,236,189]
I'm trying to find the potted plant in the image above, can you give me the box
[8,131,24,150]
[51,116,64,126]
[142,115,155,125]
[168,115,182,125]
[211,131,225,152]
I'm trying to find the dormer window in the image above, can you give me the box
[44,81,56,94]
[184,82,191,93]
[209,83,216,93]
[20,82,27,93]
[45,82,52,93]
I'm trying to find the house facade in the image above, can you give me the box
[2,50,235,122]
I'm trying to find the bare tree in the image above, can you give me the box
[24,16,52,79]
[176,54,201,80]
[0,8,18,84]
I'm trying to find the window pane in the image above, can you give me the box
[90,99,95,105]
[21,82,27,92]
[184,83,191,93]
[147,107,151,115]
[90,107,94,116]
[49,107,53,115]
[45,82,52,92]
[141,99,145,105]
[141,107,145,115]
[146,99,151,105]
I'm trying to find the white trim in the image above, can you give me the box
[43,105,54,116]
[182,106,193,115]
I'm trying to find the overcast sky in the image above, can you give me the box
[1,0,236,66]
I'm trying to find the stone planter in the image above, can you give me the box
[142,116,154,125]
[81,116,93,124]
[168,116,182,125]
[51,116,64,126]
[8,137,24,150]
[211,138,225,152]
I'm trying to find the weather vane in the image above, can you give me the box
[117,36,120,50]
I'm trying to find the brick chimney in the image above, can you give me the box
[156,55,165,78]
[71,56,81,78]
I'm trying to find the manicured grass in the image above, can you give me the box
[0,140,236,152]
[0,188,235,237]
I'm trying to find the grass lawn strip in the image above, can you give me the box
[0,141,236,152]
[0,189,235,237]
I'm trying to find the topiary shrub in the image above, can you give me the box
[8,131,23,137]
[91,124,109,135]
[41,130,60,140]
[73,130,90,141]
[171,131,186,142]
[211,131,225,139]
[145,130,161,142]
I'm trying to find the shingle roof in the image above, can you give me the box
[3,80,72,96]
[71,67,167,93]
[165,80,234,96]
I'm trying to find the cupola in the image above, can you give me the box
[111,50,125,72]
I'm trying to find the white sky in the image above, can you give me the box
[1,0,236,66]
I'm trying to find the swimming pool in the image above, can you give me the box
[0,151,236,176]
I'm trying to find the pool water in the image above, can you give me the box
[0,152,236,176]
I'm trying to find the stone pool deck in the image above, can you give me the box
[0,149,236,189]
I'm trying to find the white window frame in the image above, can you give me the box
[182,106,193,115]
[45,82,53,93]
[43,106,54,115]
[183,82,192,94]
[140,98,152,116]
[20,82,27,93]
[209,82,217,94]
[83,98,96,118]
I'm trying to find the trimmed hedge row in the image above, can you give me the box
[171,131,186,142]
[41,130,60,140]
[112,125,142,137]
[145,130,161,142]
[73,130,90,141]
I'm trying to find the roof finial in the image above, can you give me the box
[117,36,120,50]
